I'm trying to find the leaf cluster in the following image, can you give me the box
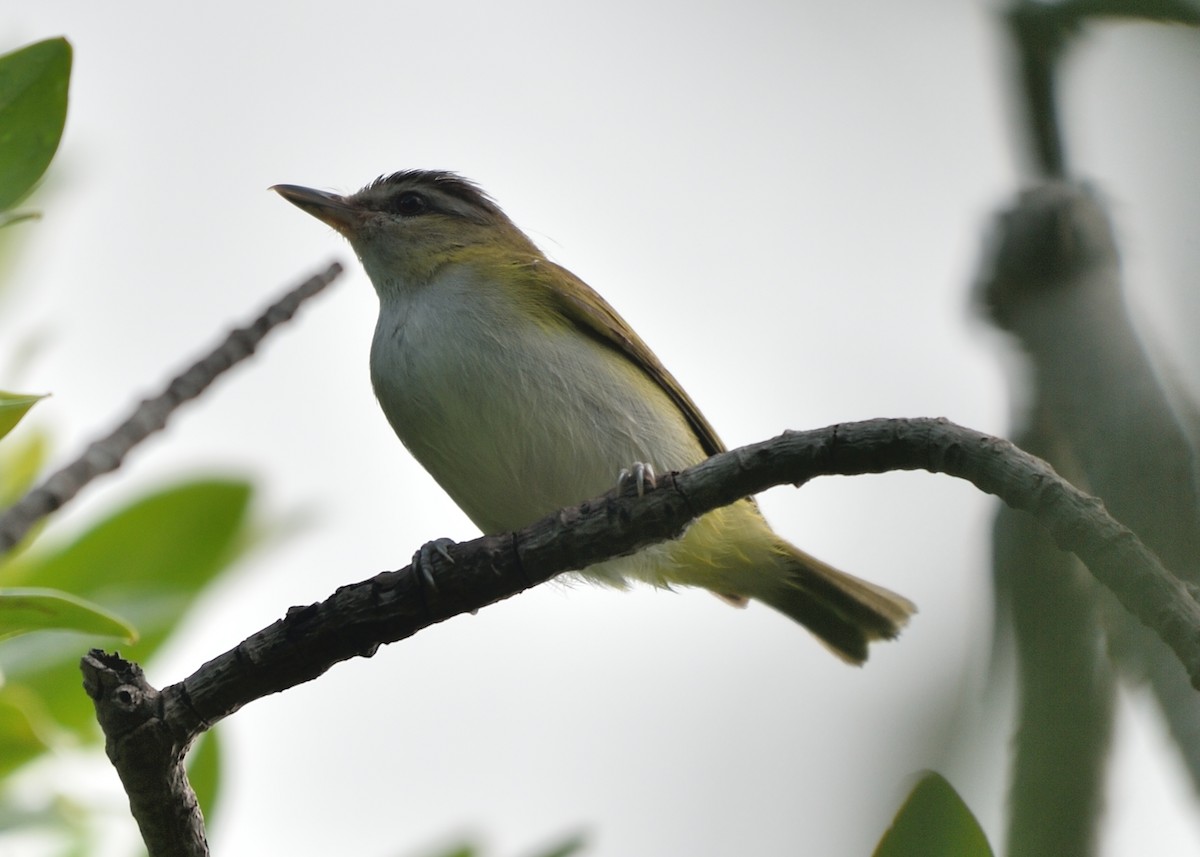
[0,37,252,854]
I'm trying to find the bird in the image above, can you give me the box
[273,170,914,662]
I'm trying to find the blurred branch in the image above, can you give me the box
[979,181,1200,855]
[84,416,1200,857]
[980,183,1200,571]
[1005,0,1200,178]
[994,424,1114,857]
[0,261,343,557]
[996,0,1200,846]
[1007,3,1075,177]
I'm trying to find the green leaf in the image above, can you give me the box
[0,478,254,737]
[188,728,222,826]
[1,478,253,594]
[0,587,136,641]
[0,389,46,440]
[874,771,994,857]
[0,38,71,211]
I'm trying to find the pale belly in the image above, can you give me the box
[366,273,783,595]
[369,280,708,539]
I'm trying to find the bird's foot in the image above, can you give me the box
[617,461,657,498]
[412,537,456,592]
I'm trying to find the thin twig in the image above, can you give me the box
[0,261,343,556]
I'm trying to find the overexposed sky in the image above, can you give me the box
[4,3,1200,856]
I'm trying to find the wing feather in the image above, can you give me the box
[534,259,727,459]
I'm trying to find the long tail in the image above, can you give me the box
[755,542,916,664]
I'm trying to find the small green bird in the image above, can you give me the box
[274,171,914,662]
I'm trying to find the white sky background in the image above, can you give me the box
[3,2,1200,856]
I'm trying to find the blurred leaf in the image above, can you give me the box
[0,211,40,229]
[188,728,222,827]
[0,390,46,440]
[0,478,253,593]
[874,772,994,857]
[0,586,136,641]
[0,426,48,509]
[0,478,254,737]
[523,834,586,857]
[0,684,58,777]
[0,797,72,833]
[0,38,71,211]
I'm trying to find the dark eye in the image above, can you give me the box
[391,191,429,217]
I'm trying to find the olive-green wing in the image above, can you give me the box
[536,259,727,458]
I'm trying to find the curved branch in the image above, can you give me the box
[0,261,344,556]
[84,417,1200,857]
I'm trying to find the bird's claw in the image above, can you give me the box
[617,461,657,498]
[413,537,456,591]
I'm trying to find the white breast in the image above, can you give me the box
[368,265,705,536]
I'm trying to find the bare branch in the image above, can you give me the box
[0,261,344,556]
[84,417,1200,857]
[81,651,208,857]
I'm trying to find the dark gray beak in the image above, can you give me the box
[272,184,364,234]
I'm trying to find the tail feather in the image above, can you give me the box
[756,544,916,664]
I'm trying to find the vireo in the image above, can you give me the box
[274,171,914,662]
